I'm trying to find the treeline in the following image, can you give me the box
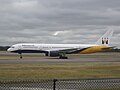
[0,46,10,51]
[111,48,120,52]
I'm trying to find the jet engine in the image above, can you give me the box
[45,51,60,57]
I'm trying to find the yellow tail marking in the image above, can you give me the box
[80,46,110,54]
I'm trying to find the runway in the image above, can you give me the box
[0,53,120,64]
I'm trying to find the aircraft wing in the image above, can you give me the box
[47,47,90,54]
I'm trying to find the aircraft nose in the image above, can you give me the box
[7,48,12,52]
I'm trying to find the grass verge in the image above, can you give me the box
[0,62,120,80]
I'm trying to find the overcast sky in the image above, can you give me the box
[0,0,120,48]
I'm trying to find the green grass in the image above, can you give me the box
[0,63,120,80]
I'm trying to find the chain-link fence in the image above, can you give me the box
[0,78,120,90]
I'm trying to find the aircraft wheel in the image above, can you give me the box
[19,53,23,59]
[59,56,68,59]
[20,56,22,59]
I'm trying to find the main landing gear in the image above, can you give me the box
[59,53,68,59]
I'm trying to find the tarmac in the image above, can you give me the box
[0,57,120,64]
[0,52,120,64]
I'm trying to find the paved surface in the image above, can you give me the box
[0,58,120,64]
[0,53,120,64]
[0,79,120,90]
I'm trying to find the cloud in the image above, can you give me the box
[12,0,37,9]
[53,31,71,36]
[0,0,120,48]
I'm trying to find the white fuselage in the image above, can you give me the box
[7,30,113,58]
[7,43,97,53]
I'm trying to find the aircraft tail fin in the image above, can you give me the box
[96,29,114,46]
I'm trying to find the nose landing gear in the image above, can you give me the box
[20,53,22,59]
[18,51,22,59]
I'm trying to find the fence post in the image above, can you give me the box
[53,79,57,90]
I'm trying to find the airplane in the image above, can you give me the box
[7,30,114,59]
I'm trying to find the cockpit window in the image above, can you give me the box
[11,46,15,48]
